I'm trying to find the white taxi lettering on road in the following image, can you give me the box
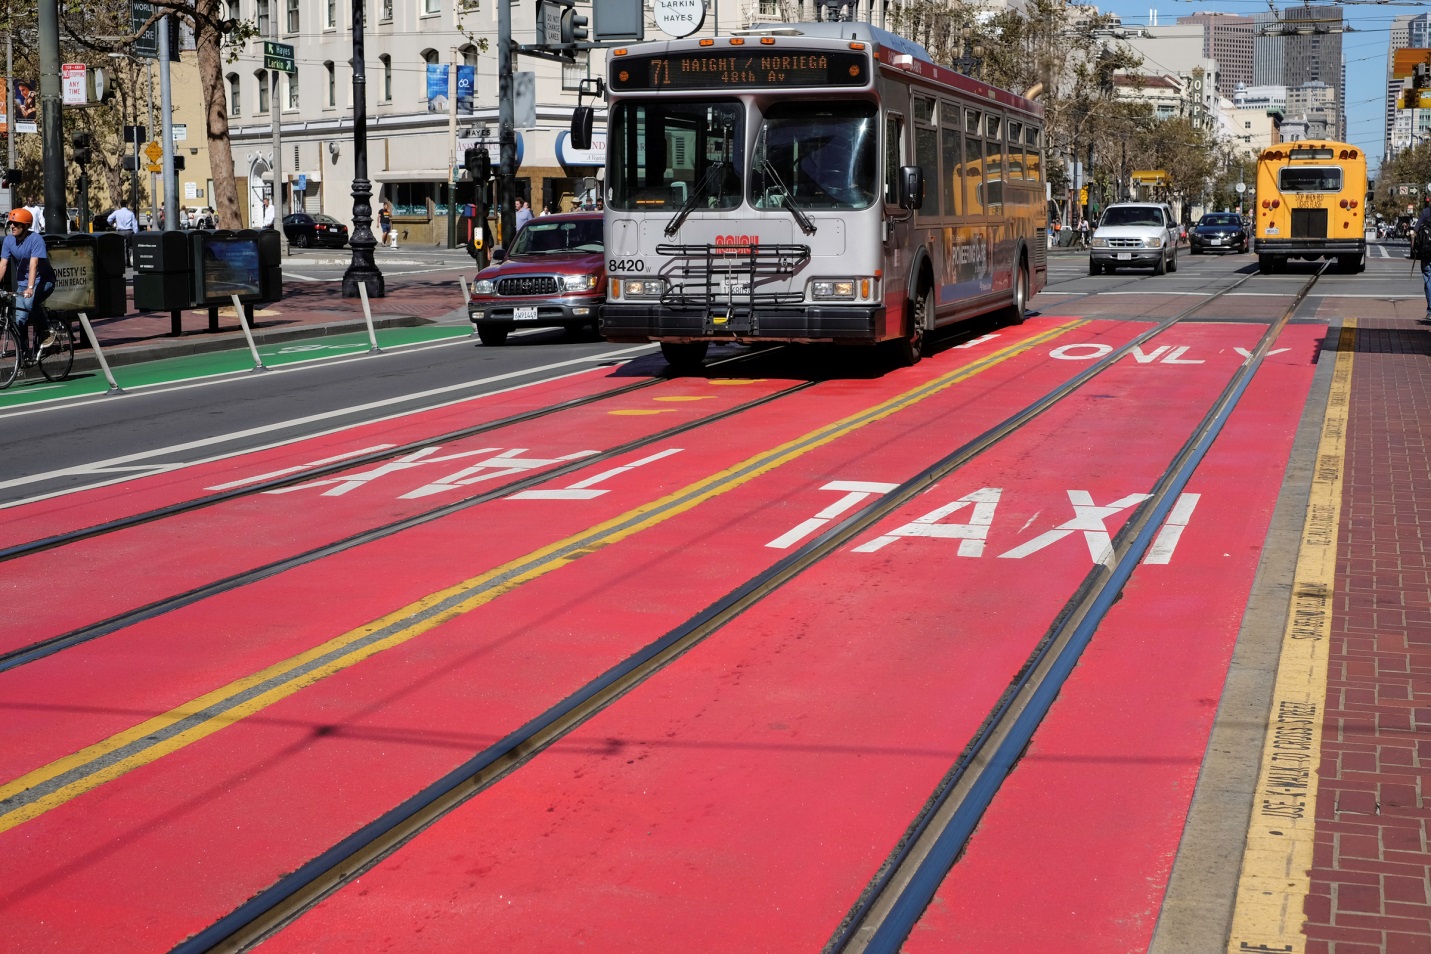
[1142,492,1200,564]
[852,487,1002,555]
[998,490,1152,566]
[403,448,601,499]
[764,480,900,549]
[508,448,684,500]
[266,445,500,496]
[206,444,397,491]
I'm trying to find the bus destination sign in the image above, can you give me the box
[611,50,869,91]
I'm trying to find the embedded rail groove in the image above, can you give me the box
[0,375,816,674]
[174,268,1313,952]
[828,263,1328,954]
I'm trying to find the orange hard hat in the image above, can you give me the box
[7,208,32,227]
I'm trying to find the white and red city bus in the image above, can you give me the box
[597,21,1046,368]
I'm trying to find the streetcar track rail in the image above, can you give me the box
[829,262,1328,954]
[0,347,775,565]
[172,265,1311,952]
[0,375,816,675]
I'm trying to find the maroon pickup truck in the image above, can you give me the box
[467,212,606,346]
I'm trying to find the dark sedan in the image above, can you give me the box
[282,212,349,248]
[1189,213,1248,254]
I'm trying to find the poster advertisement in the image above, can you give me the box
[13,79,36,121]
[198,235,262,303]
[425,64,475,114]
[0,78,7,133]
[48,247,97,313]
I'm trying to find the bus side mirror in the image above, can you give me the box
[899,165,924,211]
[571,107,594,151]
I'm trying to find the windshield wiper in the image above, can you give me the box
[664,160,732,238]
[759,159,817,235]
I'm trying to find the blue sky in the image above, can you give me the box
[1088,0,1416,173]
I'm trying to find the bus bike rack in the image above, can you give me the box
[654,243,811,335]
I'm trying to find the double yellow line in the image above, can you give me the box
[0,321,1081,834]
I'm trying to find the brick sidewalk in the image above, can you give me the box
[1306,314,1431,953]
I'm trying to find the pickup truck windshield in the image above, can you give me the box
[1100,207,1165,227]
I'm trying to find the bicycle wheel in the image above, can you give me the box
[38,315,75,382]
[0,319,21,389]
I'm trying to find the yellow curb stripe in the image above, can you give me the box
[1226,320,1354,954]
[0,320,1084,833]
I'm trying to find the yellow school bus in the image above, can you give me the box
[1253,139,1366,273]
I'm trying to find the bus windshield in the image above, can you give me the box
[608,100,744,212]
[751,102,879,211]
[1278,167,1342,192]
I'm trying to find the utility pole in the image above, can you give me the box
[447,52,458,249]
[6,34,16,214]
[38,0,65,232]
[159,15,179,229]
[269,16,287,252]
[497,0,515,249]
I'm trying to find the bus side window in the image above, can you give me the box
[916,125,940,218]
[943,125,963,216]
[965,135,984,215]
[885,115,904,206]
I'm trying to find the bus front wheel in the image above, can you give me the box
[891,286,930,367]
[660,341,708,371]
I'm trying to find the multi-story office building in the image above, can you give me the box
[1176,12,1253,96]
[1251,5,1343,142]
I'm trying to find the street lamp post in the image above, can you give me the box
[342,0,384,298]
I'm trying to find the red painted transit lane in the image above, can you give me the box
[0,364,639,551]
[0,319,1103,952]
[0,374,801,656]
[902,323,1325,952]
[252,322,1301,952]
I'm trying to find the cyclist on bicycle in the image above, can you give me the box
[0,209,57,351]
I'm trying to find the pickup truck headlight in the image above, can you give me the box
[1089,237,1109,248]
[472,279,495,296]
[562,273,600,292]
[1144,237,1164,248]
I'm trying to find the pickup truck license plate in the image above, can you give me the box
[514,306,539,321]
[1117,252,1132,261]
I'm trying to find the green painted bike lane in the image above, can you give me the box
[0,326,475,409]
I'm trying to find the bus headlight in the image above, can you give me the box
[811,280,857,300]
[472,279,495,296]
[1143,237,1164,248]
[623,278,666,298]
[1089,237,1109,248]
[562,273,600,292]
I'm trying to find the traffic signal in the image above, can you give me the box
[71,132,92,166]
[0,169,20,187]
[172,155,186,171]
[561,5,589,44]
[464,145,491,182]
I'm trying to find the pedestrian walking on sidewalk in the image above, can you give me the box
[108,199,139,266]
[379,199,392,247]
[1413,195,1431,321]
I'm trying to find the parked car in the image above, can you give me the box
[1189,212,1249,254]
[1087,202,1181,275]
[467,212,605,346]
[282,212,350,248]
